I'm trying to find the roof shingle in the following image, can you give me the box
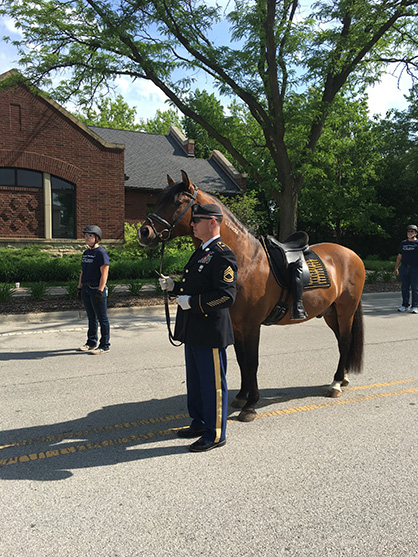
[89,126,242,195]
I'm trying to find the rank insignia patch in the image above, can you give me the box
[223,266,234,283]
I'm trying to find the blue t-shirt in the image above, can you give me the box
[398,239,418,266]
[81,246,110,286]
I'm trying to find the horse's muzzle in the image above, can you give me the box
[137,224,159,249]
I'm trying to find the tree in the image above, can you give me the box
[137,108,183,134]
[373,85,418,245]
[3,0,418,238]
[182,90,229,159]
[75,93,141,130]
[298,93,390,243]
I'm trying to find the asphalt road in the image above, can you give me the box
[0,292,417,557]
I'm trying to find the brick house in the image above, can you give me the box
[0,70,245,249]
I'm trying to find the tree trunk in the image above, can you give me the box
[278,179,299,241]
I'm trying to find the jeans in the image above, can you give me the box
[81,284,110,349]
[400,265,418,308]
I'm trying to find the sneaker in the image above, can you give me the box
[398,306,409,312]
[411,307,418,314]
[90,347,110,355]
[78,344,97,351]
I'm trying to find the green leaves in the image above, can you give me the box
[3,0,418,238]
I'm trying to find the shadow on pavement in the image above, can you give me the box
[0,384,332,481]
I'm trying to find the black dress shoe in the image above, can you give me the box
[177,427,207,439]
[189,438,226,452]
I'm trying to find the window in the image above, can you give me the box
[51,175,75,238]
[0,167,43,188]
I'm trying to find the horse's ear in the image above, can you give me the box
[167,175,175,185]
[181,170,193,193]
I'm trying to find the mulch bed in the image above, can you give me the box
[0,292,165,315]
[0,282,401,315]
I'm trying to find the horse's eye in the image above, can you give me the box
[174,198,182,207]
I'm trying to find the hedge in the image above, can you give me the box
[0,243,194,283]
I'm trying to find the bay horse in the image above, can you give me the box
[138,171,365,422]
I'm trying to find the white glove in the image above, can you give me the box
[176,295,191,310]
[158,274,174,292]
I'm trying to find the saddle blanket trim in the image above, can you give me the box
[304,251,331,290]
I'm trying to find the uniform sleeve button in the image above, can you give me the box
[180,288,184,292]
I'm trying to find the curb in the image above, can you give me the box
[0,304,165,324]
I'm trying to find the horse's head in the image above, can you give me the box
[138,170,198,249]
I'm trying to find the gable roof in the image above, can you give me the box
[89,126,243,195]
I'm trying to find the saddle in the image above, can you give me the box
[260,231,311,290]
[260,232,331,325]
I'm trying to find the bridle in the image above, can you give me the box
[144,185,199,346]
[145,185,199,243]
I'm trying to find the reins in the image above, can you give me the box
[148,185,199,347]
[158,241,182,347]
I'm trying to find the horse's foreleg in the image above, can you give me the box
[231,328,261,422]
[231,339,250,409]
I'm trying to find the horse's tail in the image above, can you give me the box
[346,300,364,374]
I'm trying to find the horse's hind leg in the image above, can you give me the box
[323,305,352,398]
[231,328,261,422]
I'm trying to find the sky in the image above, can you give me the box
[0,14,413,122]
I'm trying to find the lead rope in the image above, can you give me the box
[159,241,183,347]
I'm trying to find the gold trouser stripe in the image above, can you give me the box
[212,348,222,444]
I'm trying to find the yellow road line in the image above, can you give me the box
[256,386,418,419]
[1,384,417,467]
[0,413,189,450]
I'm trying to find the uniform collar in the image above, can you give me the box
[201,235,220,251]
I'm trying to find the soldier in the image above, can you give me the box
[159,203,238,452]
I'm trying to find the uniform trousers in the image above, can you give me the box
[400,265,418,308]
[184,345,228,443]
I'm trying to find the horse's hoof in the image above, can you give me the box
[237,409,257,422]
[341,378,350,387]
[230,397,247,409]
[327,387,342,398]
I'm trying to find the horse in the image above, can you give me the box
[138,170,365,422]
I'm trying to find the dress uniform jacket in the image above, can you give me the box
[172,238,238,348]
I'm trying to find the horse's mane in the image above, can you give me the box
[159,179,257,241]
[157,179,261,253]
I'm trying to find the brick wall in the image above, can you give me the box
[0,80,125,240]
[125,189,160,224]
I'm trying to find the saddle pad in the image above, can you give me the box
[304,251,331,289]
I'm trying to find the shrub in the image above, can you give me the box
[107,283,117,298]
[0,239,194,283]
[366,270,381,284]
[363,259,394,272]
[128,280,143,296]
[0,283,16,302]
[29,281,49,300]
[381,270,395,283]
[65,283,80,300]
